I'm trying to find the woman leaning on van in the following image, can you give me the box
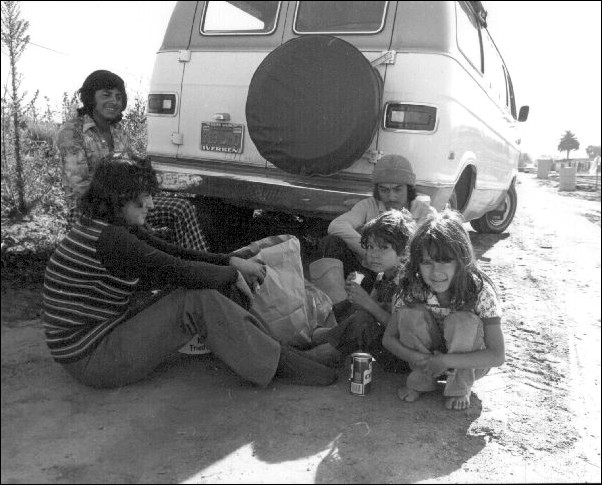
[56,69,210,251]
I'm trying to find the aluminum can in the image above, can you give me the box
[349,352,374,395]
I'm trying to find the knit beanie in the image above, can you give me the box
[78,70,128,111]
[373,154,416,185]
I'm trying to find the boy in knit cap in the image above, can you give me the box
[316,154,435,289]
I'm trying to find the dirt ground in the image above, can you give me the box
[1,173,600,484]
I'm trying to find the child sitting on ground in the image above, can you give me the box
[382,209,505,410]
[307,210,415,371]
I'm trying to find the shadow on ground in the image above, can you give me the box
[2,307,486,483]
[468,231,510,262]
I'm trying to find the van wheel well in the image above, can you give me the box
[470,182,517,234]
[449,167,475,212]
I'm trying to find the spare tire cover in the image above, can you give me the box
[246,35,382,176]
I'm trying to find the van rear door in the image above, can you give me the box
[147,1,199,161]
[175,1,287,171]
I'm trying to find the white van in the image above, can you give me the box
[147,1,529,234]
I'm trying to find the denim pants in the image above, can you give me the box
[62,288,281,389]
[396,305,490,396]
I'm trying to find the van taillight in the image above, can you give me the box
[148,94,177,115]
[384,103,437,131]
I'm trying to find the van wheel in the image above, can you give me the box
[469,184,517,234]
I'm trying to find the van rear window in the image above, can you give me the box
[201,1,280,35]
[294,1,388,34]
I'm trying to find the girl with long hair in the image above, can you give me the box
[383,209,505,410]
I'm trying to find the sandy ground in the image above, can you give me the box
[1,173,600,483]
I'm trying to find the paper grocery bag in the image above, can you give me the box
[232,235,311,347]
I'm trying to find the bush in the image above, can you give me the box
[121,92,147,156]
[1,90,147,265]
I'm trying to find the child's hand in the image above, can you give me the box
[410,196,436,225]
[344,281,371,309]
[414,351,449,378]
[346,271,365,285]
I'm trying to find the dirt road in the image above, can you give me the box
[1,173,600,483]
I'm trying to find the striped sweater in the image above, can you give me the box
[42,219,236,363]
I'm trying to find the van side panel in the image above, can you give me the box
[377,52,518,213]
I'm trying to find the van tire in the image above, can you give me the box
[470,184,517,234]
[246,35,382,176]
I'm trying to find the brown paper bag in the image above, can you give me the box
[244,235,311,347]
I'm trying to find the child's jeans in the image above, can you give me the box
[327,308,410,373]
[395,305,490,396]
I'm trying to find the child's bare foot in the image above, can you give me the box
[397,386,421,402]
[445,393,471,410]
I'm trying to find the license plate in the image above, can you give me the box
[200,122,244,154]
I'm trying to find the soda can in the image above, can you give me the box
[349,352,374,396]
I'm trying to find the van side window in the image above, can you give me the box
[505,67,518,119]
[482,30,508,109]
[202,1,280,34]
[456,1,482,72]
[294,1,387,34]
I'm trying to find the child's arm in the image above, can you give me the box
[327,198,375,259]
[382,312,432,364]
[344,281,390,323]
[414,317,505,377]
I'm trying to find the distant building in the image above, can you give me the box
[537,155,592,172]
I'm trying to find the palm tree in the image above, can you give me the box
[557,130,580,161]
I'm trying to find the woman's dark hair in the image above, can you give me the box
[360,209,415,256]
[398,209,497,310]
[372,183,417,207]
[79,155,158,224]
[76,70,128,122]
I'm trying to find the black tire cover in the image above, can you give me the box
[246,35,382,176]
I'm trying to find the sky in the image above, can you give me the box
[1,1,600,159]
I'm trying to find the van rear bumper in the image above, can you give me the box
[149,156,373,219]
